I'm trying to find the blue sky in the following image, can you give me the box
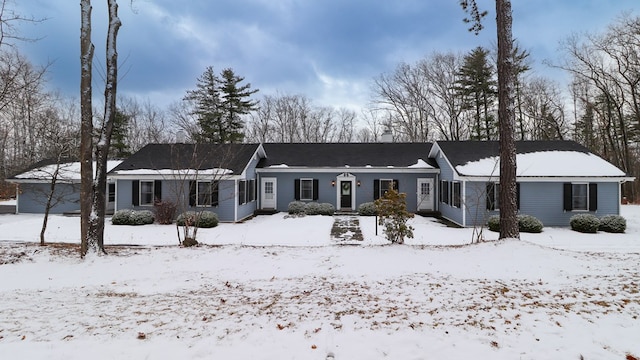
[14,0,639,111]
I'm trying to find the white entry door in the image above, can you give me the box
[417,178,434,211]
[261,178,277,209]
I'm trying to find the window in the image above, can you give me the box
[564,183,597,211]
[197,181,218,207]
[108,183,116,203]
[294,178,318,201]
[374,179,399,200]
[300,179,313,200]
[248,179,256,202]
[452,182,461,208]
[440,180,450,205]
[486,182,521,211]
[238,180,247,205]
[140,181,154,206]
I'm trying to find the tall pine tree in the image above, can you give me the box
[185,66,258,143]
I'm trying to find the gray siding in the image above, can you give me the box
[434,154,464,225]
[17,183,80,214]
[462,181,621,227]
[258,171,436,212]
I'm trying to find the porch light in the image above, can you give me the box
[357,180,361,187]
[331,180,336,187]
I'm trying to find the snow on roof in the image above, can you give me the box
[456,151,627,177]
[15,160,123,181]
[408,158,434,169]
[268,164,289,168]
[112,168,233,176]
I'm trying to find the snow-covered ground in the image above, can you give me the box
[0,206,639,359]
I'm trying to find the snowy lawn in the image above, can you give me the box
[0,206,639,359]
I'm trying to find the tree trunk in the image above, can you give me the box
[80,0,94,257]
[496,0,519,240]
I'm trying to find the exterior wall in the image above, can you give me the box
[258,170,436,213]
[236,155,261,221]
[462,181,622,227]
[115,178,241,222]
[434,154,464,225]
[17,183,80,214]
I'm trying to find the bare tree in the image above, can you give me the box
[80,0,122,257]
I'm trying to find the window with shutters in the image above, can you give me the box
[452,182,461,208]
[572,183,588,211]
[238,180,247,205]
[140,181,154,206]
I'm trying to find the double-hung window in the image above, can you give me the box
[571,183,588,211]
[300,179,314,201]
[564,182,596,212]
[140,181,154,206]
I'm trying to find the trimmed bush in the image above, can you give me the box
[599,214,626,233]
[518,214,544,233]
[304,202,321,215]
[358,202,377,216]
[570,213,600,233]
[111,209,134,225]
[288,201,306,215]
[154,201,177,225]
[487,215,500,232]
[316,202,335,216]
[176,211,219,228]
[111,209,154,225]
[487,214,544,233]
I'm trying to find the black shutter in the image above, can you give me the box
[393,180,399,192]
[516,183,520,210]
[294,179,300,200]
[313,179,319,200]
[589,183,598,211]
[189,181,196,207]
[486,183,494,210]
[373,180,380,200]
[212,182,219,206]
[132,180,139,206]
[563,183,572,211]
[154,180,162,202]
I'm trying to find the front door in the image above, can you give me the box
[340,181,352,209]
[261,177,277,209]
[417,178,434,211]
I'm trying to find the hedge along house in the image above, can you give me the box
[108,143,266,223]
[8,159,122,214]
[256,143,439,213]
[429,140,635,227]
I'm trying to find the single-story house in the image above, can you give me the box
[8,159,122,214]
[431,140,635,226]
[10,140,634,227]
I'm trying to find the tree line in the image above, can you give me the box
[1,8,638,200]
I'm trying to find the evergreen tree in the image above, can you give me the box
[184,66,259,143]
[219,68,259,143]
[109,109,131,158]
[456,46,497,140]
[374,187,414,244]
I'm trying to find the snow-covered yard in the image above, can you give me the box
[0,206,639,359]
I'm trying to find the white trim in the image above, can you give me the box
[256,167,439,174]
[299,178,314,201]
[457,176,634,183]
[139,180,155,206]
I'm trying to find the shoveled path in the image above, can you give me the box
[330,215,363,244]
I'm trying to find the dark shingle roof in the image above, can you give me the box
[259,143,436,168]
[436,140,590,168]
[109,143,261,174]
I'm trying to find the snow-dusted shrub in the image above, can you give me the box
[358,202,377,216]
[518,214,544,233]
[316,203,335,216]
[111,209,134,225]
[570,213,600,233]
[130,210,155,225]
[288,201,306,215]
[598,214,626,233]
[176,211,218,228]
[304,202,321,215]
[487,215,500,232]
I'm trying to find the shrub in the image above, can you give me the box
[374,188,414,244]
[176,211,219,228]
[358,202,377,216]
[316,203,335,216]
[487,215,500,232]
[304,202,321,215]
[518,214,544,233]
[154,201,177,225]
[130,210,155,225]
[570,213,600,233]
[599,214,626,233]
[288,201,306,215]
[486,214,544,233]
[111,209,134,225]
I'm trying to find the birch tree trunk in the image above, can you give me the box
[496,0,519,240]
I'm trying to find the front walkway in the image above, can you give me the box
[330,215,363,245]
